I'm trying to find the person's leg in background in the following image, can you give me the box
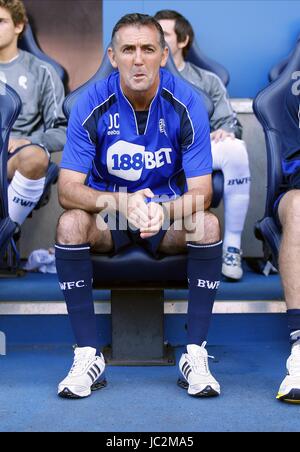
[277,190,300,403]
[7,145,49,226]
[212,137,251,281]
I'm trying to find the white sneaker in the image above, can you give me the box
[277,342,300,404]
[58,347,107,399]
[222,247,243,281]
[178,343,220,398]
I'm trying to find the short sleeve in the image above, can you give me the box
[181,91,212,179]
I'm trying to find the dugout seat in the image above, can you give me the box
[0,82,21,260]
[253,34,300,268]
[63,47,223,365]
[186,39,230,87]
[268,34,300,83]
[19,23,67,87]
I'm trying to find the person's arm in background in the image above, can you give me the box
[208,74,243,141]
[25,64,67,152]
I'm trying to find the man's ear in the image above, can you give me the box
[160,46,169,68]
[15,22,24,37]
[108,47,118,69]
[178,35,190,51]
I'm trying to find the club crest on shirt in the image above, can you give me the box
[18,75,28,90]
[159,118,167,136]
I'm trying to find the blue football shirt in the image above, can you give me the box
[61,68,212,198]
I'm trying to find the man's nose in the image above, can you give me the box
[134,48,144,65]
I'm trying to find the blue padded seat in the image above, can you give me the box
[253,36,300,267]
[268,35,300,83]
[19,24,67,85]
[92,247,188,288]
[186,39,230,87]
[0,82,22,257]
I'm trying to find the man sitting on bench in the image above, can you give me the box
[55,13,222,400]
[0,0,66,228]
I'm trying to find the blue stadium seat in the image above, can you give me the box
[253,36,300,267]
[186,39,230,87]
[269,34,300,83]
[62,47,225,364]
[19,23,67,86]
[0,82,21,258]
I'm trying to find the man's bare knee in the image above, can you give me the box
[159,211,221,254]
[91,214,114,253]
[17,146,49,179]
[279,190,300,230]
[56,209,94,245]
[189,211,221,244]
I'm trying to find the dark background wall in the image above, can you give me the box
[23,0,103,91]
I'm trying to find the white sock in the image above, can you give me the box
[212,138,251,251]
[8,171,46,226]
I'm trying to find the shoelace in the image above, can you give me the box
[223,251,241,267]
[190,354,210,375]
[69,352,95,377]
[289,345,300,376]
[189,343,214,376]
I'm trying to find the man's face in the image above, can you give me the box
[108,24,168,95]
[157,19,185,60]
[0,7,23,51]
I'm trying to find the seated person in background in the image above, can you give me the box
[56,13,223,400]
[0,0,66,228]
[274,79,300,404]
[155,10,251,281]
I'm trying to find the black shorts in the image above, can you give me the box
[104,211,172,259]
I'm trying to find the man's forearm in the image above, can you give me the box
[59,182,127,214]
[27,127,67,153]
[164,189,212,221]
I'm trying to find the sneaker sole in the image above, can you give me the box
[58,379,108,400]
[222,267,243,281]
[177,378,220,398]
[277,389,300,404]
[222,275,242,282]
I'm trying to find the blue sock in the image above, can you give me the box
[55,243,100,350]
[287,309,300,344]
[187,241,222,346]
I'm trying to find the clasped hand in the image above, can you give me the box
[126,189,166,239]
